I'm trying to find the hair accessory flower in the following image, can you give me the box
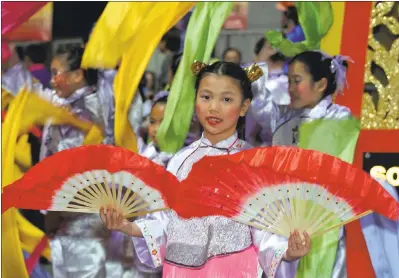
[191,61,264,83]
[319,51,354,94]
[243,63,264,83]
[191,60,207,75]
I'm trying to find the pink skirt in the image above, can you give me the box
[163,246,259,278]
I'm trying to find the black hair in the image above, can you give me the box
[254,38,265,55]
[24,44,48,64]
[161,27,181,53]
[284,6,300,26]
[171,53,183,76]
[138,74,147,100]
[15,46,25,61]
[55,46,98,86]
[289,51,349,97]
[194,61,253,139]
[222,47,242,63]
[254,37,286,63]
[270,52,286,63]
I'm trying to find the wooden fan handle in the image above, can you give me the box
[312,210,373,238]
[124,208,169,219]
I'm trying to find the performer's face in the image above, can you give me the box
[288,61,326,109]
[50,55,84,98]
[148,102,166,145]
[195,74,250,144]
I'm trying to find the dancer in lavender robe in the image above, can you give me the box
[101,61,311,278]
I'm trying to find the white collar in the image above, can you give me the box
[301,95,333,118]
[200,132,239,149]
[63,86,95,105]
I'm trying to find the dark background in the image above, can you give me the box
[53,2,107,39]
[363,152,399,195]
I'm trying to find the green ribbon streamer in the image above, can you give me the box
[266,2,333,57]
[297,117,360,278]
[156,2,233,153]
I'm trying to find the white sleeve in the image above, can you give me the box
[132,210,171,269]
[251,228,299,278]
[249,68,288,142]
[128,93,143,134]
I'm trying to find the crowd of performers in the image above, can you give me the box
[2,4,399,278]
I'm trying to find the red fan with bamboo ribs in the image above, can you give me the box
[174,147,399,238]
[2,145,179,218]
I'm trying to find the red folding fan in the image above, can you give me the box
[174,147,399,239]
[2,145,179,218]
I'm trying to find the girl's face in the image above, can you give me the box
[50,55,84,98]
[148,102,166,145]
[288,61,327,109]
[195,74,250,144]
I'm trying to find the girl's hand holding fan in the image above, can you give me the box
[285,230,311,261]
[99,205,143,237]
[100,205,127,232]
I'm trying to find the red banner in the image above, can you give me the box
[1,42,12,63]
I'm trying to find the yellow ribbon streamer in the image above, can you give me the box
[2,88,103,278]
[320,2,346,55]
[2,89,14,110]
[83,2,195,152]
[2,89,39,278]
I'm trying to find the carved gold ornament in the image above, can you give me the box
[362,2,399,129]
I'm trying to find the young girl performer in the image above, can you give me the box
[250,51,351,147]
[250,50,350,277]
[250,50,399,277]
[101,61,311,278]
[37,46,109,278]
[244,38,290,146]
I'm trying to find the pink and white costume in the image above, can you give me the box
[131,133,299,278]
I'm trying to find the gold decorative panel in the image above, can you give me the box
[362,1,399,129]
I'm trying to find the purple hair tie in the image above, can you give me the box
[152,90,169,106]
[318,51,354,95]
